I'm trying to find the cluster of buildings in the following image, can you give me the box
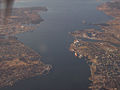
[70,0,120,90]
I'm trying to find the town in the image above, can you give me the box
[70,0,120,90]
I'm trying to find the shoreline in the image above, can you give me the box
[70,0,120,89]
[0,6,51,88]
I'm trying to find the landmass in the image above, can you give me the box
[0,36,51,87]
[0,6,48,35]
[70,0,120,90]
[0,6,51,88]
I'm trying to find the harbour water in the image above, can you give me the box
[1,0,111,90]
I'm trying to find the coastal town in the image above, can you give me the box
[70,0,120,90]
[0,6,51,88]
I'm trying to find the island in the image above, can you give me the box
[69,0,120,90]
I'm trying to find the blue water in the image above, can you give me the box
[1,0,111,90]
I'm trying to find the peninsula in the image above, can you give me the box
[70,0,120,90]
